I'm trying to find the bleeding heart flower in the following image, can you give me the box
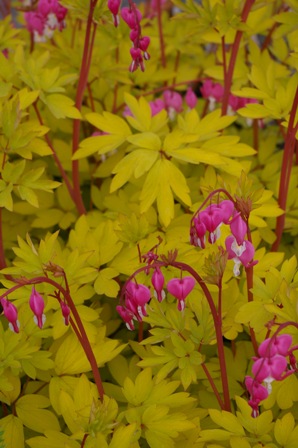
[167,276,195,311]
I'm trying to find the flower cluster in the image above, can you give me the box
[201,79,257,113]
[107,0,150,72]
[190,199,256,276]
[24,0,67,42]
[1,287,70,332]
[245,334,297,417]
[117,269,196,330]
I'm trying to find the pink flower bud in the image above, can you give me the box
[167,276,195,311]
[29,287,46,329]
[60,302,70,326]
[185,88,197,109]
[151,267,165,302]
[1,298,20,333]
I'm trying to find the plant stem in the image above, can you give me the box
[81,433,89,448]
[201,363,225,410]
[221,0,255,115]
[33,103,77,206]
[72,0,98,215]
[272,86,298,251]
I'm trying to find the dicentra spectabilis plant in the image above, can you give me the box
[0,0,298,447]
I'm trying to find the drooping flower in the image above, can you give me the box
[24,0,67,42]
[60,301,70,326]
[199,204,224,244]
[190,218,207,248]
[116,305,135,331]
[117,281,151,330]
[163,90,183,119]
[149,98,165,116]
[252,354,288,393]
[125,281,151,320]
[167,276,195,311]
[190,200,234,248]
[121,7,142,29]
[225,235,255,276]
[185,88,197,109]
[245,376,269,418]
[29,287,46,329]
[151,267,165,302]
[129,47,145,72]
[107,0,121,27]
[200,79,224,110]
[258,334,292,358]
[230,214,247,245]
[1,298,20,333]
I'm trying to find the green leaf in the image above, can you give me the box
[86,111,131,136]
[209,409,245,435]
[93,267,120,297]
[127,132,161,150]
[124,93,152,131]
[0,415,24,448]
[16,394,60,433]
[110,150,159,192]
[45,94,81,119]
[26,431,80,448]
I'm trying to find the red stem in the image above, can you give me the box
[33,103,76,205]
[272,86,298,251]
[221,0,255,115]
[201,363,225,409]
[72,1,98,216]
[81,433,89,448]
